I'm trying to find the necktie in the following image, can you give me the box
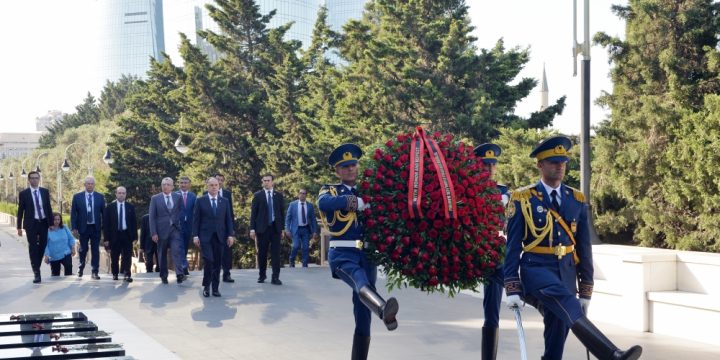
[267,191,274,224]
[165,195,171,209]
[211,198,217,215]
[551,190,560,211]
[301,202,307,225]
[33,190,44,220]
[87,194,94,224]
[118,203,124,230]
[183,192,187,206]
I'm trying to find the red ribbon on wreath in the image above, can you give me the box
[407,126,457,219]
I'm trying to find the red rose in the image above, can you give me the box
[384,179,394,187]
[378,244,387,253]
[385,236,394,245]
[428,277,439,286]
[366,219,376,228]
[383,154,392,163]
[428,229,438,239]
[410,247,420,257]
[428,266,438,276]
[417,221,429,231]
[364,169,374,177]
[385,140,394,148]
[388,212,399,221]
[361,181,370,190]
[373,183,381,192]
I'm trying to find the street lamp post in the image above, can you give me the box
[175,116,190,154]
[0,167,5,202]
[34,151,49,187]
[59,142,79,214]
[9,171,16,204]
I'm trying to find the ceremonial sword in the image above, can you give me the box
[511,305,528,360]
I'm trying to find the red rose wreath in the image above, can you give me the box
[360,127,505,295]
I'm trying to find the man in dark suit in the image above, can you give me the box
[285,188,319,267]
[16,170,53,284]
[249,174,286,285]
[70,175,105,280]
[149,177,185,284]
[177,176,196,276]
[139,213,158,272]
[193,177,235,297]
[103,186,138,282]
[214,173,235,283]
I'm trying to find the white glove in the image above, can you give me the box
[507,294,524,310]
[357,197,371,211]
[579,298,591,315]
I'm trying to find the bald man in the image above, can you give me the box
[71,176,105,280]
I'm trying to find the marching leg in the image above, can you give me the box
[571,316,642,360]
[350,334,371,360]
[357,286,399,331]
[481,326,498,360]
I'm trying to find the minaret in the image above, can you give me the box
[540,64,549,110]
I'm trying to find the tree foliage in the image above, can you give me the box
[592,0,720,249]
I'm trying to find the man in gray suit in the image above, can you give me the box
[149,177,185,284]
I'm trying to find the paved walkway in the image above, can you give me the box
[1,222,719,359]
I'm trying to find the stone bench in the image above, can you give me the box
[591,244,720,345]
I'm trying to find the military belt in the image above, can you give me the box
[329,240,365,249]
[526,244,575,260]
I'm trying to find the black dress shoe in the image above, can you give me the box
[161,277,168,284]
[212,290,221,297]
[113,274,119,281]
[202,287,210,297]
[125,276,133,283]
[183,268,190,276]
[91,272,100,280]
[33,274,41,284]
[257,276,266,283]
[177,274,185,284]
[271,279,282,285]
[223,275,235,283]
[78,268,83,277]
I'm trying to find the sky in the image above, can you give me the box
[0,0,626,135]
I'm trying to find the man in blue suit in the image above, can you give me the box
[473,143,509,360]
[177,176,196,276]
[504,136,642,360]
[193,177,235,297]
[285,188,319,267]
[70,176,105,280]
[318,143,398,360]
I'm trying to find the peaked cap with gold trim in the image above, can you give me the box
[328,143,363,167]
[473,143,501,164]
[530,136,572,162]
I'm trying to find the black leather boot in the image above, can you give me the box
[358,286,399,331]
[481,326,498,360]
[32,270,41,284]
[351,334,371,360]
[571,316,642,360]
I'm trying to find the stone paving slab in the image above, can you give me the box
[1,223,719,359]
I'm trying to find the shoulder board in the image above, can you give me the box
[510,184,535,201]
[567,186,586,203]
[319,184,340,196]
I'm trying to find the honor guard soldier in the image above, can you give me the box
[504,136,642,360]
[474,143,509,360]
[318,143,399,360]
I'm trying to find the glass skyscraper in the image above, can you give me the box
[98,0,165,83]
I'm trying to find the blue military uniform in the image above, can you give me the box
[318,143,399,360]
[474,143,509,360]
[503,136,642,360]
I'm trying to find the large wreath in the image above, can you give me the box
[359,127,505,295]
